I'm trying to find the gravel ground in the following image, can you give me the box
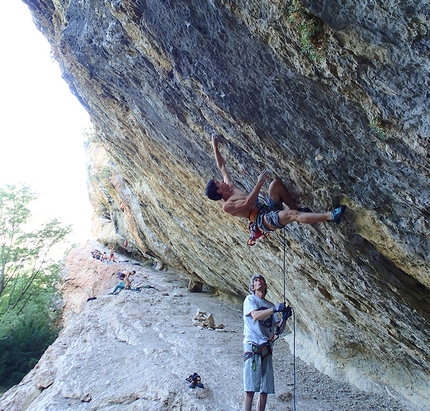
[177,284,415,411]
[0,242,417,411]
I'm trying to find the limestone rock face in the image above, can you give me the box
[23,0,429,407]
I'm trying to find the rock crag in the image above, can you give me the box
[22,0,429,407]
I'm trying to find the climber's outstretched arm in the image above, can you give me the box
[212,134,233,185]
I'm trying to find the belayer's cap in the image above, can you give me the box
[249,274,267,294]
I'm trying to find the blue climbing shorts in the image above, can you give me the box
[255,199,285,233]
[243,342,275,394]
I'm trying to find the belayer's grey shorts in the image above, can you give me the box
[243,342,275,394]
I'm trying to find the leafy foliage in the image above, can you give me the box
[0,184,70,389]
[0,306,60,388]
[287,0,325,61]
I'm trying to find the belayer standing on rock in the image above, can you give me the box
[205,134,346,242]
[243,274,289,411]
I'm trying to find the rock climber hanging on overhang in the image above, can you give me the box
[205,134,346,244]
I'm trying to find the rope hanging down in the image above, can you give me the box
[243,168,297,408]
[281,227,297,411]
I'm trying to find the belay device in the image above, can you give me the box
[272,305,293,342]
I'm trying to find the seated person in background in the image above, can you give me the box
[91,250,102,260]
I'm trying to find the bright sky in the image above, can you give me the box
[0,1,93,244]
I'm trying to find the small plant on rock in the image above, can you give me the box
[369,115,386,140]
[287,0,325,61]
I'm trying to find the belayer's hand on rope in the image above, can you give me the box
[273,302,287,313]
[272,304,293,341]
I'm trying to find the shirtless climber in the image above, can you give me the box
[124,270,136,289]
[205,134,346,238]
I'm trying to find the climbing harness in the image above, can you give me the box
[241,166,272,246]
[247,221,270,246]
[243,341,273,371]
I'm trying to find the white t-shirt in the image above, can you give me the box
[243,294,278,346]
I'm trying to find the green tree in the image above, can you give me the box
[0,306,60,387]
[0,184,71,389]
